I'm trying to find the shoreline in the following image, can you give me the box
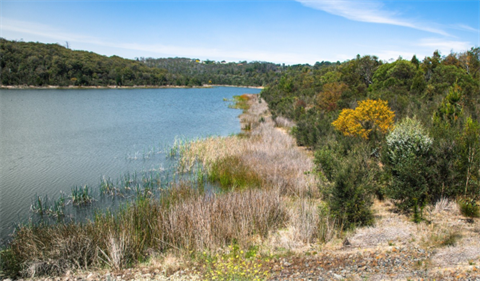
[0,84,264,90]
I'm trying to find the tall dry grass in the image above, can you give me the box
[179,95,320,197]
[2,182,287,277]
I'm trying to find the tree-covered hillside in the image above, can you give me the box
[0,39,174,87]
[0,39,289,87]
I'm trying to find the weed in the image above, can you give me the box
[458,197,479,219]
[202,243,269,281]
[423,225,461,248]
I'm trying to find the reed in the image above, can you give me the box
[31,193,66,218]
[70,185,94,205]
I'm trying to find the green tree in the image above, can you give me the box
[457,117,480,195]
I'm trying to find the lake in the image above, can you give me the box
[0,86,261,243]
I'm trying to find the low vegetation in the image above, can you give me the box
[1,47,479,279]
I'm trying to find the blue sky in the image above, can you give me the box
[1,0,479,64]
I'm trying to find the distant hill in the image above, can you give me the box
[0,39,306,87]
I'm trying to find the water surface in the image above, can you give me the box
[0,87,260,242]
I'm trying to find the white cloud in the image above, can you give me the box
[375,50,416,61]
[417,38,471,54]
[295,0,449,36]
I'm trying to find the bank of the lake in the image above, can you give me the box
[1,94,479,280]
[0,85,264,90]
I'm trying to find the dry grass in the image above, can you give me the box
[158,189,287,251]
[428,197,460,216]
[275,116,296,128]
[179,96,320,197]
[431,235,480,267]
[267,199,338,253]
[349,217,415,248]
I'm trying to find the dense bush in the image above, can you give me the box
[263,49,479,223]
[384,117,433,210]
[317,142,376,229]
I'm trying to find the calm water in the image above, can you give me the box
[0,87,260,242]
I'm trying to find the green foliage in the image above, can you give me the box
[370,59,417,94]
[314,148,339,182]
[385,117,433,211]
[433,83,463,129]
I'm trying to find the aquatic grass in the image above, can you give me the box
[30,194,66,218]
[71,185,94,206]
[31,194,48,216]
[100,176,117,196]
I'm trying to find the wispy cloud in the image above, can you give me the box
[453,23,479,33]
[1,17,106,45]
[295,0,449,36]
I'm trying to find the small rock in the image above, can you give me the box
[333,273,344,280]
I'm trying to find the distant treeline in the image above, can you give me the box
[1,38,336,87]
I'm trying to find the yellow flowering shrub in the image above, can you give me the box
[332,99,395,139]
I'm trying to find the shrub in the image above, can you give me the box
[332,99,394,140]
[325,144,376,229]
[385,117,433,211]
